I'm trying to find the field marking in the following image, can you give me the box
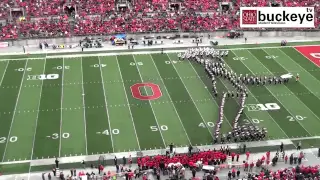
[293,47,320,68]
[275,48,320,100]
[80,57,88,155]
[262,49,320,124]
[0,92,317,115]
[185,59,233,132]
[58,58,65,157]
[243,50,313,136]
[131,55,167,148]
[2,60,29,162]
[0,61,10,160]
[166,54,214,139]
[148,54,192,145]
[227,51,290,139]
[97,56,115,153]
[261,49,320,120]
[27,58,46,180]
[115,56,141,151]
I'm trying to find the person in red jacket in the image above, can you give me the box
[249,162,254,172]
[231,152,235,161]
[246,151,250,160]
[266,151,270,160]
[284,155,288,164]
[244,162,248,171]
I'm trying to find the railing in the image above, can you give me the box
[1,29,320,43]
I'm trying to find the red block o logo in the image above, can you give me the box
[130,83,162,100]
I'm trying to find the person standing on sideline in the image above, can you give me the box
[52,168,56,176]
[169,143,174,153]
[81,160,85,168]
[123,156,126,166]
[297,141,302,150]
[245,37,247,43]
[42,172,46,180]
[48,173,51,180]
[55,158,59,168]
[114,156,117,165]
[243,144,246,153]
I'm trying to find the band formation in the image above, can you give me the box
[178,47,300,144]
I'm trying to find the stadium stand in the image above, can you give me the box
[0,0,319,39]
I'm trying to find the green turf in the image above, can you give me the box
[0,41,319,174]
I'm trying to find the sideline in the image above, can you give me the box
[0,136,319,166]
[0,44,318,61]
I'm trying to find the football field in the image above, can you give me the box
[0,43,320,164]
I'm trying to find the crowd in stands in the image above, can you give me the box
[46,144,319,180]
[0,0,319,40]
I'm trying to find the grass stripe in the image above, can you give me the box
[282,48,320,79]
[3,60,45,161]
[188,58,254,130]
[97,56,115,152]
[152,53,212,144]
[117,55,165,150]
[136,54,190,146]
[249,49,320,135]
[167,53,234,135]
[81,56,113,154]
[60,58,87,156]
[33,58,63,159]
[225,52,288,139]
[264,48,320,99]
[237,49,314,136]
[230,50,309,137]
[132,55,167,147]
[0,60,26,161]
[186,58,237,133]
[1,60,28,162]
[100,56,140,152]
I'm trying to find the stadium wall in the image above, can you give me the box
[7,30,320,47]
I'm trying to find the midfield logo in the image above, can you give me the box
[240,7,315,28]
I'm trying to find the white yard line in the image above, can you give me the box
[0,61,9,85]
[27,58,47,180]
[115,56,141,151]
[97,56,114,153]
[148,54,192,145]
[58,58,65,157]
[166,54,214,139]
[262,49,320,123]
[226,51,289,139]
[275,49,320,100]
[292,47,320,68]
[242,50,313,136]
[2,60,29,162]
[131,55,167,148]
[185,60,232,133]
[80,57,88,155]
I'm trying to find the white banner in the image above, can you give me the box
[0,42,9,48]
[240,7,315,28]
